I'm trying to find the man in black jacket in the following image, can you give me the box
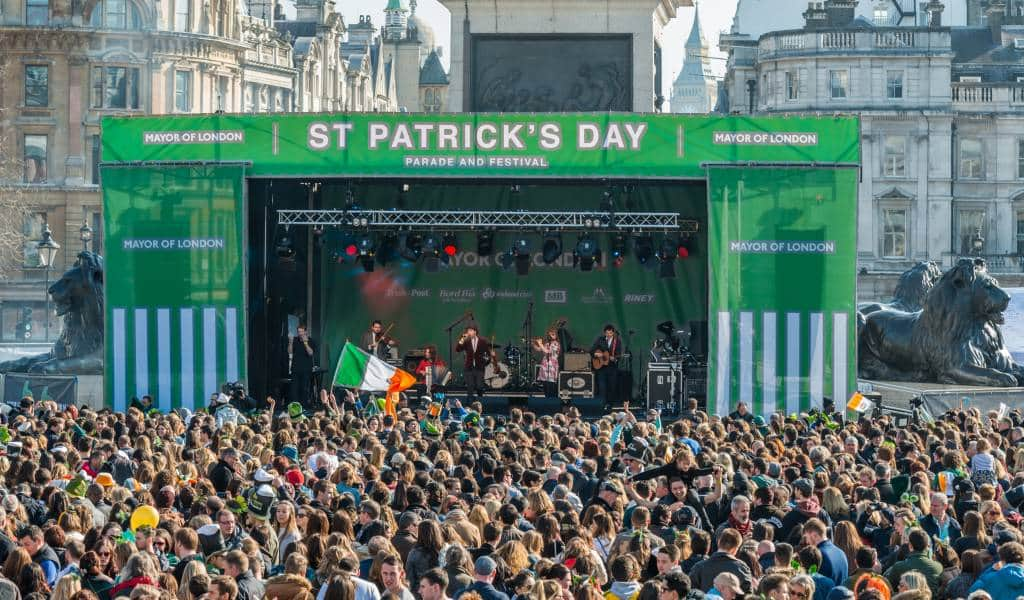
[209,448,239,495]
[224,550,264,600]
[778,478,833,544]
[688,528,753,593]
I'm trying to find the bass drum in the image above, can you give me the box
[484,362,511,389]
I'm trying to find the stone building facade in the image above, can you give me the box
[719,0,1024,300]
[0,0,447,341]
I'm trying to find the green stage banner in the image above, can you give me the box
[102,164,247,412]
[102,113,858,179]
[707,167,858,418]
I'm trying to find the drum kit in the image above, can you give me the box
[483,342,525,390]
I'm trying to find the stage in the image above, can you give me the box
[858,379,1024,416]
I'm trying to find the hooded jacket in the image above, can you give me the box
[778,497,833,544]
[604,581,641,600]
[969,562,1024,599]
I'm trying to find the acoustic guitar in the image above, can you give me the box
[592,349,614,370]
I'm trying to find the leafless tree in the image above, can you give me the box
[0,40,31,280]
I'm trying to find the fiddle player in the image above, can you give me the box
[590,323,622,410]
[455,325,490,403]
[360,320,396,359]
[533,327,561,402]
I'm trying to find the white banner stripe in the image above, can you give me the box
[739,312,754,404]
[762,312,777,416]
[809,312,824,410]
[715,311,731,416]
[134,308,149,399]
[833,312,849,405]
[113,308,126,413]
[786,312,801,416]
[157,309,172,413]
[180,309,195,412]
[226,308,239,384]
[360,356,398,390]
[203,308,217,401]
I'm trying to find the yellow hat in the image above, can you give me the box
[95,472,115,487]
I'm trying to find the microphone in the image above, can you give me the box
[628,329,636,335]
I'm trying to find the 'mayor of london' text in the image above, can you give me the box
[729,240,836,254]
[122,238,226,250]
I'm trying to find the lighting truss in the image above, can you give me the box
[277,209,697,233]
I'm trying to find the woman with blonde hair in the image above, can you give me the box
[790,573,816,600]
[51,574,83,600]
[275,501,302,566]
[523,489,555,523]
[895,571,931,600]
[177,560,208,600]
[821,487,850,521]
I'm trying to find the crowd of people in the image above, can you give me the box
[1,388,1023,600]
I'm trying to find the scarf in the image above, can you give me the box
[728,513,753,537]
[796,496,822,517]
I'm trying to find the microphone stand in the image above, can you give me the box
[521,302,534,397]
[625,329,636,405]
[444,312,473,369]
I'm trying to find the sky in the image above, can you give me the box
[336,0,740,102]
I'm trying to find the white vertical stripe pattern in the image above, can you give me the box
[226,308,239,384]
[833,312,849,405]
[180,308,195,412]
[739,312,754,404]
[134,308,149,399]
[715,311,731,417]
[786,312,801,416]
[203,307,217,401]
[809,313,824,410]
[157,309,172,413]
[112,308,126,413]
[762,312,777,415]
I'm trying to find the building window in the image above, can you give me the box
[881,208,907,258]
[883,136,907,177]
[174,0,189,31]
[91,66,141,109]
[91,134,101,184]
[830,70,848,99]
[1017,210,1024,255]
[957,208,987,254]
[887,70,904,99]
[90,0,141,28]
[959,138,983,179]
[23,135,47,184]
[22,213,47,267]
[1018,139,1024,179]
[24,65,49,107]
[786,71,798,100]
[214,76,227,111]
[26,0,48,25]
[873,3,889,24]
[174,71,191,112]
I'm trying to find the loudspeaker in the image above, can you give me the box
[688,320,708,357]
[564,352,591,372]
[559,371,594,397]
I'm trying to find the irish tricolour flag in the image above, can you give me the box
[332,342,416,416]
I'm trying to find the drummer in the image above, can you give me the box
[414,346,448,391]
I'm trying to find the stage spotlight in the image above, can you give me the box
[678,234,695,258]
[477,231,494,256]
[610,233,627,259]
[343,242,358,257]
[360,255,375,272]
[422,233,441,257]
[499,248,515,271]
[634,235,654,265]
[574,234,600,272]
[657,237,678,279]
[275,231,295,258]
[513,237,531,275]
[541,233,562,264]
[356,233,376,257]
[442,233,458,257]
[401,234,423,261]
[377,233,398,266]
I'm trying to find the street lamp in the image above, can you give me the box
[37,225,60,342]
[80,220,93,252]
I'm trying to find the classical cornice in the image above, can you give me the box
[0,27,90,51]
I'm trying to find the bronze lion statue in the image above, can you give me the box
[0,252,103,374]
[858,260,942,316]
[858,258,1024,387]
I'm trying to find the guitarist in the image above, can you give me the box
[591,324,623,410]
[455,325,491,403]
